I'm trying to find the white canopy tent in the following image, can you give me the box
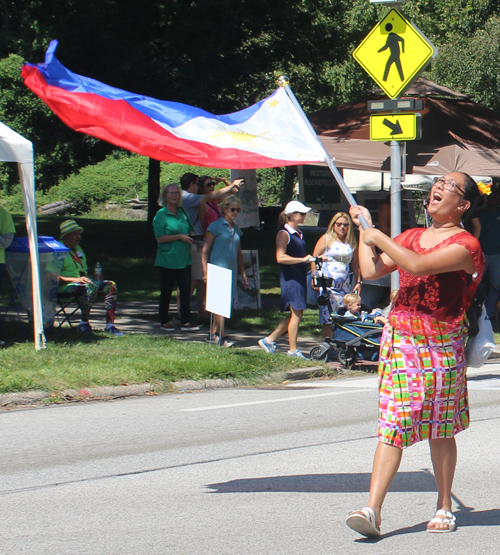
[0,121,45,350]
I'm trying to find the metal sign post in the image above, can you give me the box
[390,140,402,289]
[353,2,438,291]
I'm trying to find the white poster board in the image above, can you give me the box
[230,169,259,228]
[205,263,233,319]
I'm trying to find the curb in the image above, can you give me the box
[0,366,328,408]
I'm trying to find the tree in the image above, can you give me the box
[428,16,500,112]
[5,0,500,196]
[0,53,112,192]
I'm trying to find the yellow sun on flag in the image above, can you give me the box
[211,126,273,148]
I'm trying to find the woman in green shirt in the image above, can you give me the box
[153,183,200,331]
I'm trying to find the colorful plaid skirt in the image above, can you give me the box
[377,311,469,449]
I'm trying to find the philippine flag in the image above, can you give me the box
[22,41,326,169]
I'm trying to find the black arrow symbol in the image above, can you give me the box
[382,118,403,136]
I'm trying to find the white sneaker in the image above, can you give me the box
[258,337,277,353]
[287,349,308,360]
[219,336,235,348]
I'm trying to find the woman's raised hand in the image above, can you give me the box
[349,205,373,228]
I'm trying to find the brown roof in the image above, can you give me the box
[308,79,500,176]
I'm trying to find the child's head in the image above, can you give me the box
[343,292,362,314]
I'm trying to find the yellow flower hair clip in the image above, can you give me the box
[477,181,492,195]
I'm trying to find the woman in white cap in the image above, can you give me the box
[258,201,316,359]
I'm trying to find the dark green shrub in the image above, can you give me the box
[33,152,286,213]
[39,151,149,212]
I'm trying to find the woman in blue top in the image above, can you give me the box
[202,195,249,347]
[153,183,200,332]
[258,201,317,359]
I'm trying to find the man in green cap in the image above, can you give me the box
[58,220,123,335]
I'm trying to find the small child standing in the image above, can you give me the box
[343,292,362,319]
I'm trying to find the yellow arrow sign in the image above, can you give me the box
[353,9,437,99]
[370,113,421,141]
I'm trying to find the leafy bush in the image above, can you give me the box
[256,167,285,206]
[0,54,112,193]
[35,153,286,213]
[39,151,150,212]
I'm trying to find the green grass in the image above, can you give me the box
[0,326,318,395]
[0,215,324,395]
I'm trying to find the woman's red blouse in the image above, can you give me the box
[392,228,485,323]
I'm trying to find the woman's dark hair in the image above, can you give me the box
[460,172,482,222]
[425,173,483,222]
[198,175,212,194]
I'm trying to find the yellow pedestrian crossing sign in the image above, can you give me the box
[353,9,437,99]
[370,113,421,141]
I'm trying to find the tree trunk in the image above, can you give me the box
[282,165,297,207]
[147,158,161,238]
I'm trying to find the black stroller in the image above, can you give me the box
[309,258,384,369]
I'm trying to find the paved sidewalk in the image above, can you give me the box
[0,299,378,371]
[88,300,329,355]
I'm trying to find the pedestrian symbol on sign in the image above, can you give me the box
[378,23,404,82]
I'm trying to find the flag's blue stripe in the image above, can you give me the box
[28,40,267,128]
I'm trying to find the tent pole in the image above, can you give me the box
[19,161,46,350]
[278,76,370,230]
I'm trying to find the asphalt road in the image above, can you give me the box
[1,364,500,555]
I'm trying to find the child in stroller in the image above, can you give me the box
[309,266,384,368]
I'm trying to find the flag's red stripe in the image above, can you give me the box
[22,66,313,169]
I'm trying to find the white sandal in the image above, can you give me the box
[427,509,457,533]
[346,506,381,537]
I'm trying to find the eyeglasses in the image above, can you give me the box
[335,222,349,228]
[435,177,465,196]
[293,212,307,216]
[166,191,179,195]
[230,207,241,213]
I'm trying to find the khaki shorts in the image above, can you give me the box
[190,242,204,281]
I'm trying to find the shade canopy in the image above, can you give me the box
[0,121,45,350]
[309,78,500,177]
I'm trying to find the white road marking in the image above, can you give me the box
[468,379,500,390]
[180,389,373,412]
[286,377,379,389]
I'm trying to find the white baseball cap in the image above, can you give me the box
[284,201,312,214]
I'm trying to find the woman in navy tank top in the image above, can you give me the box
[258,201,317,359]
